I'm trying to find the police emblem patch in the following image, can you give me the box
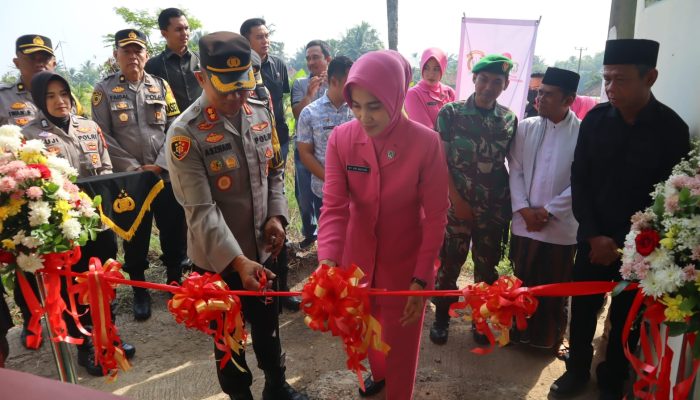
[205,133,224,143]
[210,159,223,172]
[227,57,240,68]
[10,102,26,110]
[216,175,232,191]
[225,156,238,169]
[170,135,191,160]
[119,113,129,122]
[92,91,103,106]
[205,106,219,122]
[198,122,214,131]
[265,147,273,159]
[251,122,269,132]
[14,117,29,126]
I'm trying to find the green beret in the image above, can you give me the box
[472,54,513,77]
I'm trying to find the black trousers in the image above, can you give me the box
[566,241,639,390]
[122,181,187,280]
[14,230,117,342]
[198,258,282,395]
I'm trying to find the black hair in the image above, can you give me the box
[158,8,185,31]
[327,56,353,83]
[531,72,545,78]
[306,40,331,58]
[240,18,267,39]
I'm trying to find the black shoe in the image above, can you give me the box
[121,342,136,359]
[77,344,106,377]
[599,389,622,400]
[358,375,385,397]
[229,389,254,400]
[550,370,590,396]
[133,289,151,321]
[299,237,316,250]
[429,322,449,345]
[262,381,308,400]
[281,296,301,312]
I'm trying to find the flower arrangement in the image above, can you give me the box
[0,124,102,276]
[620,141,700,333]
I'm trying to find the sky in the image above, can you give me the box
[0,0,613,76]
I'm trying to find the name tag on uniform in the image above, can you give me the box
[347,165,370,173]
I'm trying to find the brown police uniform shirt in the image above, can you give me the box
[91,72,179,172]
[22,112,112,177]
[0,81,37,127]
[165,96,288,273]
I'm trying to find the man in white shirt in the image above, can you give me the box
[507,66,581,350]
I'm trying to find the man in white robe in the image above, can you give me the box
[508,66,581,350]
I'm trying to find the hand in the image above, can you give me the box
[141,164,163,175]
[518,208,541,232]
[318,259,337,268]
[306,74,326,98]
[452,199,474,224]
[231,255,276,291]
[263,217,285,257]
[400,282,425,326]
[588,236,620,266]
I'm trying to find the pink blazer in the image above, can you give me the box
[404,82,456,129]
[318,117,449,307]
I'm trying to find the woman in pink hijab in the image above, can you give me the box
[405,47,456,129]
[317,50,449,399]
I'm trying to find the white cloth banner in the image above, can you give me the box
[456,17,540,119]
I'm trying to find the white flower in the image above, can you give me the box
[46,156,77,178]
[54,188,71,201]
[21,139,46,154]
[60,218,82,239]
[16,252,44,273]
[640,266,684,298]
[0,134,22,152]
[21,236,43,249]
[28,201,52,226]
[11,230,26,245]
[0,124,22,138]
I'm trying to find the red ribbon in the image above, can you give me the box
[167,272,246,371]
[301,264,390,391]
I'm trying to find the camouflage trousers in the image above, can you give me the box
[433,208,508,309]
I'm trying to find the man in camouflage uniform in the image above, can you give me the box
[166,32,307,400]
[91,29,188,321]
[430,55,518,345]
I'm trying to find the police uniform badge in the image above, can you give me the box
[205,106,218,122]
[225,155,238,169]
[15,117,29,126]
[217,175,232,191]
[205,133,224,143]
[251,122,269,132]
[198,122,214,131]
[119,113,129,122]
[210,159,223,172]
[112,86,125,93]
[10,102,26,110]
[92,90,103,106]
[170,135,191,160]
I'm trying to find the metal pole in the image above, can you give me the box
[34,272,78,383]
[575,47,587,74]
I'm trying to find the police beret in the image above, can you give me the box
[603,39,659,67]
[16,35,54,56]
[542,67,580,93]
[115,29,147,49]
[199,32,256,93]
[472,54,513,77]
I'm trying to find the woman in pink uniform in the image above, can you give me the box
[317,50,449,399]
[405,47,456,129]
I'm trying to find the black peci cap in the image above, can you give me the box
[16,35,54,56]
[603,39,660,67]
[199,31,255,93]
[115,29,148,49]
[542,67,580,93]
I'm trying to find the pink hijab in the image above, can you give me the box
[343,50,408,138]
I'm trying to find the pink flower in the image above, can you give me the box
[620,263,634,280]
[682,265,697,282]
[631,256,651,280]
[665,194,680,213]
[692,246,700,261]
[25,186,43,199]
[0,160,26,174]
[0,176,17,192]
[631,212,653,230]
[63,181,79,194]
[12,167,41,182]
[10,190,24,200]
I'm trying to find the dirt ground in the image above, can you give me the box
[4,246,609,400]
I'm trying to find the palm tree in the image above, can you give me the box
[337,22,385,60]
[387,0,398,50]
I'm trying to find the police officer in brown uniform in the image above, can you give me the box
[91,29,188,320]
[166,32,307,400]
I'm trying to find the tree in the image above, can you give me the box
[335,22,384,61]
[1,71,18,85]
[531,55,547,74]
[387,0,398,50]
[554,51,603,93]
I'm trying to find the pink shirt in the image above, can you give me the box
[405,81,455,129]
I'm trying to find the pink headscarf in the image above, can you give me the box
[343,50,408,137]
[420,48,448,78]
[404,47,456,128]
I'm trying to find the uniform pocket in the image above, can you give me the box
[145,99,167,125]
[110,101,135,127]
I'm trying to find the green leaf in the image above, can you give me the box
[666,321,689,336]
[680,296,697,312]
[679,187,691,202]
[653,194,665,218]
[92,195,102,207]
[612,280,631,297]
